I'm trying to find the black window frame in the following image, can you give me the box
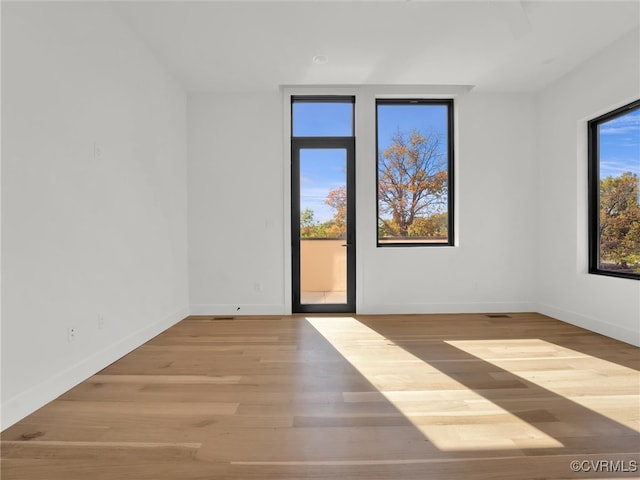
[588,99,640,280]
[375,98,455,247]
[290,95,357,313]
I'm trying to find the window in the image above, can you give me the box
[292,96,354,137]
[588,100,640,280]
[291,96,356,311]
[376,99,454,246]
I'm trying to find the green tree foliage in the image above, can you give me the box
[378,129,448,238]
[300,208,326,238]
[299,187,346,239]
[599,172,640,271]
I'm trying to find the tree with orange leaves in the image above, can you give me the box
[325,185,347,236]
[599,172,640,271]
[378,129,448,237]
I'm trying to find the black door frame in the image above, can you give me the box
[291,137,356,313]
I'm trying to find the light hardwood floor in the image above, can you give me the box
[2,313,639,479]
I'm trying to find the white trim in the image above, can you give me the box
[282,86,359,315]
[3,301,637,430]
[281,87,293,314]
[282,84,474,98]
[282,85,469,314]
[0,307,190,430]
[190,304,288,316]
[537,303,640,347]
[358,302,536,315]
[365,84,474,98]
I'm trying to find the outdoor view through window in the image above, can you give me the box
[590,101,640,279]
[291,98,354,308]
[292,100,352,242]
[376,99,453,246]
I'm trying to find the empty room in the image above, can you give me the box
[1,1,639,479]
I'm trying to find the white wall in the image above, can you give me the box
[188,88,537,315]
[186,32,639,339]
[3,1,637,433]
[188,93,286,314]
[357,90,537,314]
[1,3,189,428]
[536,28,640,346]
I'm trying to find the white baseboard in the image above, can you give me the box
[189,301,536,317]
[4,301,636,431]
[189,304,289,316]
[1,306,190,431]
[358,301,537,315]
[537,303,640,347]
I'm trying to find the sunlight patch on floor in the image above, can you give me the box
[446,339,640,432]
[306,317,563,451]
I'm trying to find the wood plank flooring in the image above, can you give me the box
[2,313,639,479]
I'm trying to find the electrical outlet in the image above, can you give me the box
[97,314,105,330]
[67,327,77,342]
[93,142,102,161]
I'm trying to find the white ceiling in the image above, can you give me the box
[112,1,640,93]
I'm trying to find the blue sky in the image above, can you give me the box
[376,103,448,152]
[294,102,449,223]
[296,102,640,224]
[293,102,352,137]
[599,109,640,178]
[300,149,345,223]
[294,102,351,222]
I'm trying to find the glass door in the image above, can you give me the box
[292,139,355,313]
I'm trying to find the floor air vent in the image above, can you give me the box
[486,314,512,318]
[211,316,235,321]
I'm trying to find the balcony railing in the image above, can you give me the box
[300,238,346,304]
